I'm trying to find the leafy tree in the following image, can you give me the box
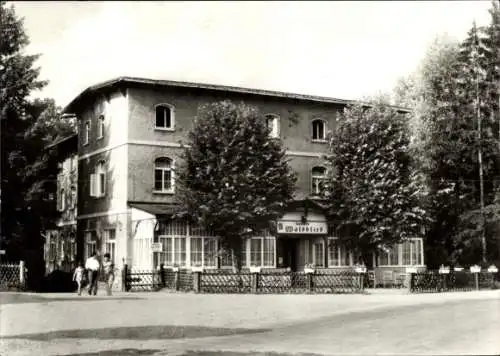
[1,2,76,288]
[394,9,500,267]
[176,100,296,271]
[323,101,427,265]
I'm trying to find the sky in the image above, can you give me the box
[10,1,494,108]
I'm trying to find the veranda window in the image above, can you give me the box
[378,238,424,266]
[327,239,353,267]
[250,237,275,268]
[159,236,186,267]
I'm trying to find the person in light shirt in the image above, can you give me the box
[85,252,100,296]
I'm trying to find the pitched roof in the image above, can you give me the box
[63,76,411,114]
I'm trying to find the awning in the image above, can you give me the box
[128,203,178,216]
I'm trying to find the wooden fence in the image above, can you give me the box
[408,270,496,293]
[122,265,364,294]
[0,261,27,291]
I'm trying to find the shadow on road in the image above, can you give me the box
[60,350,326,356]
[0,293,144,305]
[0,325,271,341]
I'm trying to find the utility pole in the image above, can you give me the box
[473,23,487,264]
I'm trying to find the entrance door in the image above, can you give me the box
[282,238,299,272]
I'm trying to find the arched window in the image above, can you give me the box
[265,114,280,138]
[312,119,326,141]
[311,166,327,195]
[97,115,105,139]
[155,104,175,130]
[154,157,174,192]
[83,121,90,145]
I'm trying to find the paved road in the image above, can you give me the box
[0,290,499,356]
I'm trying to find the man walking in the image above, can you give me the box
[85,252,100,295]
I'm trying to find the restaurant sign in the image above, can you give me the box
[277,221,327,234]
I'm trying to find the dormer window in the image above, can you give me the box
[265,114,280,138]
[312,119,326,141]
[155,104,175,130]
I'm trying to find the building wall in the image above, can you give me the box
[45,153,78,273]
[76,90,130,269]
[126,86,341,203]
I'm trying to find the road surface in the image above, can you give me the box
[0,290,499,356]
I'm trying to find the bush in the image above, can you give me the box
[40,270,79,293]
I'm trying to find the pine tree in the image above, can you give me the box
[176,100,296,271]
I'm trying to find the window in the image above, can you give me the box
[380,239,424,266]
[250,238,262,267]
[250,237,275,267]
[84,121,90,145]
[97,115,105,139]
[154,157,174,193]
[328,239,353,267]
[313,241,325,267]
[85,231,96,260]
[90,161,106,198]
[220,240,247,268]
[103,229,116,264]
[58,188,65,211]
[70,186,77,209]
[311,166,327,195]
[265,114,280,138]
[155,104,174,130]
[328,242,339,267]
[190,237,217,268]
[159,236,186,267]
[312,119,326,141]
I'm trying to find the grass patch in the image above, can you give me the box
[2,325,270,341]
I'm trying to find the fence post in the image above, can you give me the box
[251,272,258,293]
[408,273,414,293]
[19,260,25,288]
[174,268,180,291]
[304,270,313,292]
[159,264,165,288]
[193,271,201,293]
[475,273,479,291]
[122,264,128,292]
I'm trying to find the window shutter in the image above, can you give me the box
[102,171,107,196]
[90,174,96,197]
[57,188,62,211]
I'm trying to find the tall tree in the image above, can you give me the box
[1,2,76,288]
[176,100,296,271]
[323,101,427,265]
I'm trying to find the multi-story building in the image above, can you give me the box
[44,133,78,273]
[62,76,425,283]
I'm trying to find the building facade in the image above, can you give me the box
[44,134,78,273]
[62,77,425,283]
